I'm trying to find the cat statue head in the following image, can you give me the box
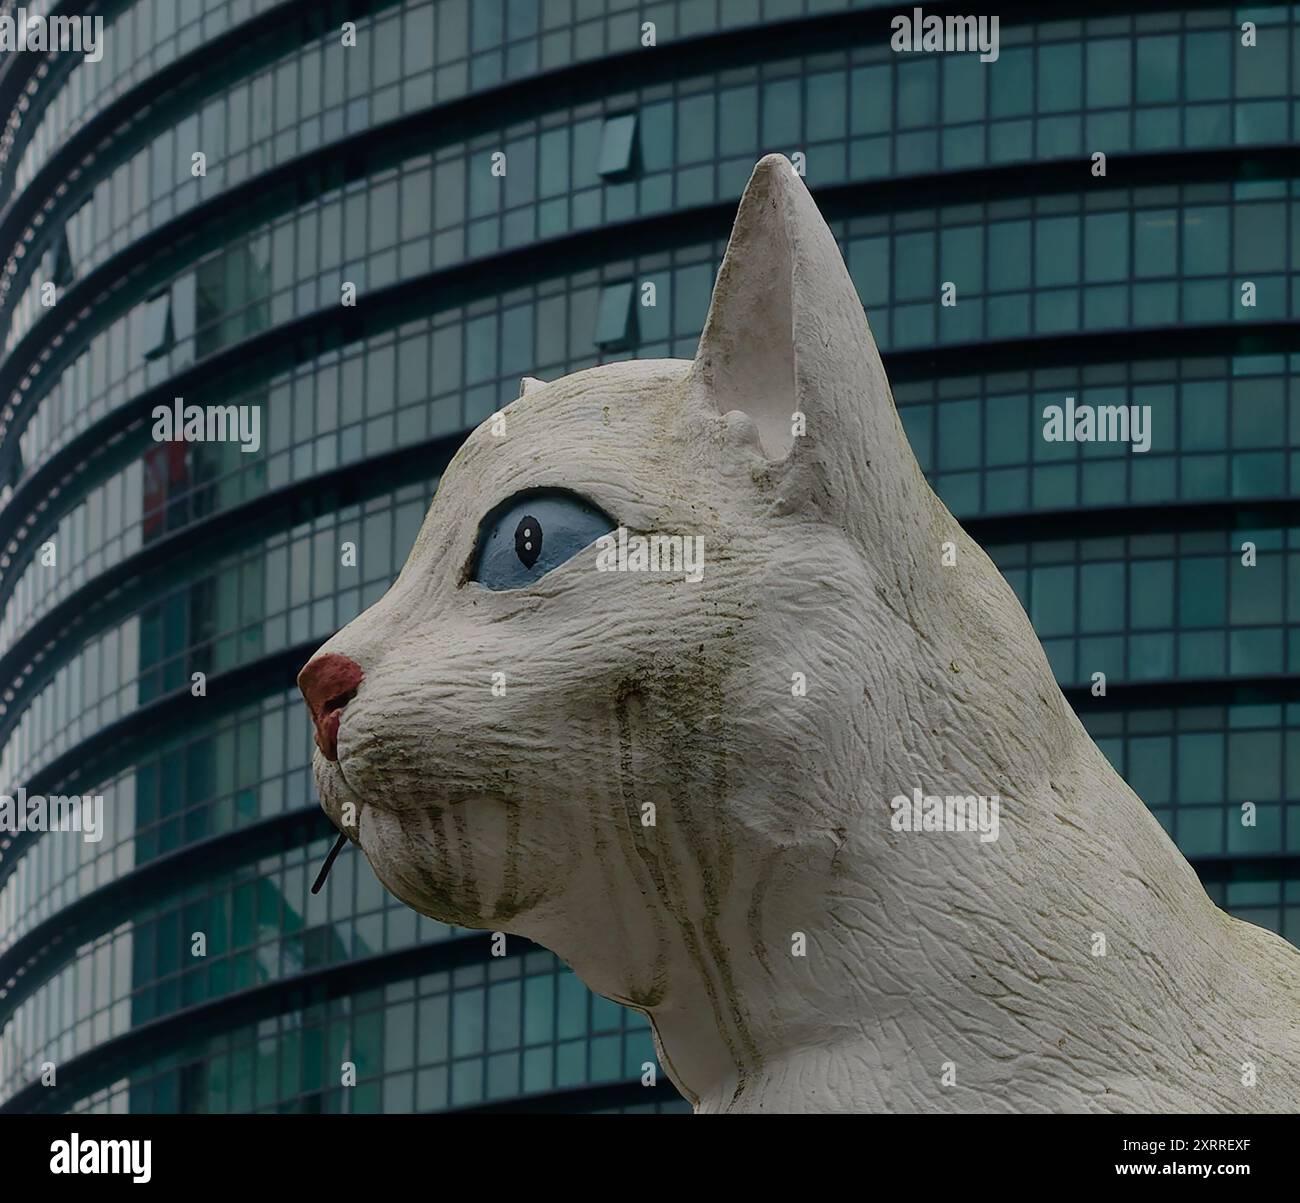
[301,155,1300,1114]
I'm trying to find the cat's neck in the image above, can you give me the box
[541,725,1294,1112]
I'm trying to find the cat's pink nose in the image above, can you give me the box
[298,653,364,762]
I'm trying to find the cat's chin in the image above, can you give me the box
[352,799,552,932]
[312,755,365,834]
[332,772,499,816]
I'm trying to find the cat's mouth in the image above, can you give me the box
[324,743,488,817]
[315,751,367,832]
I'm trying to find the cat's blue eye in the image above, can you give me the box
[471,490,617,590]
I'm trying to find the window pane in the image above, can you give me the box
[1088,37,1131,107]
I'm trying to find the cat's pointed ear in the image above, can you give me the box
[691,155,918,515]
[519,376,545,397]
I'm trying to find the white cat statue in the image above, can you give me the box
[300,154,1300,1114]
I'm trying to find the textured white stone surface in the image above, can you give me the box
[308,155,1300,1113]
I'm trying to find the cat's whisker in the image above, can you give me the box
[311,831,349,894]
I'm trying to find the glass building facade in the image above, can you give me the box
[0,0,1297,1114]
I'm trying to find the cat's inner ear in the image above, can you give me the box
[518,376,545,397]
[692,154,872,463]
[693,160,797,460]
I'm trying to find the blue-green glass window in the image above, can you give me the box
[50,229,73,285]
[1231,555,1283,625]
[987,292,1029,337]
[64,196,93,266]
[1187,104,1232,145]
[988,220,1031,290]
[380,1000,414,1075]
[575,120,606,196]
[592,111,637,179]
[433,158,465,228]
[898,58,938,128]
[419,994,450,1061]
[487,978,521,1051]
[848,235,890,307]
[471,0,503,52]
[1233,202,1284,273]
[1128,736,1172,805]
[762,76,801,147]
[639,101,673,173]
[597,112,638,178]
[1185,30,1231,101]
[1179,556,1225,625]
[940,224,983,295]
[986,466,1028,511]
[1030,564,1076,637]
[1235,32,1288,98]
[370,179,399,247]
[897,128,938,174]
[1136,34,1179,103]
[636,270,671,344]
[937,398,980,470]
[595,280,636,350]
[141,290,173,361]
[1229,730,1282,799]
[499,136,535,211]
[1134,209,1178,277]
[1232,377,1285,448]
[538,127,569,197]
[990,46,1032,118]
[675,262,713,336]
[1181,379,1227,450]
[500,305,534,378]
[1087,37,1131,108]
[1038,42,1082,113]
[1039,114,1082,157]
[1130,559,1174,628]
[1183,205,1229,275]
[556,971,587,1040]
[1034,286,1076,332]
[986,393,1028,465]
[400,169,432,243]
[1084,211,1129,283]
[943,55,986,123]
[893,231,935,302]
[1080,561,1124,632]
[1236,90,1286,140]
[1177,806,1222,853]
[850,65,891,135]
[677,95,714,165]
[465,313,497,383]
[719,85,759,155]
[1036,215,1079,287]
[807,71,847,141]
[452,985,485,1057]
[1185,728,1222,801]
[506,0,539,40]
[522,973,553,1045]
[1231,627,1283,674]
[469,151,500,217]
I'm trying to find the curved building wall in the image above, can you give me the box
[0,0,1297,1113]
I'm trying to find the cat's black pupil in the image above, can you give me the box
[514,516,542,568]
